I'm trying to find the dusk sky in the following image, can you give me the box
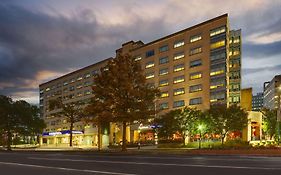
[0,0,281,104]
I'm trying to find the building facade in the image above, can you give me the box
[263,75,281,110]
[39,14,242,147]
[252,92,263,111]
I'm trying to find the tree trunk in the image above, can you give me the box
[97,122,101,151]
[122,121,127,152]
[70,122,73,147]
[7,130,12,151]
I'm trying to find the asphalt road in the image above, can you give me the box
[0,151,281,175]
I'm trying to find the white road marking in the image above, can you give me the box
[29,157,281,170]
[0,161,137,175]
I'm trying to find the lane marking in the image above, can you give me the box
[0,161,136,175]
[29,157,281,170]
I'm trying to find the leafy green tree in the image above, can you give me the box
[156,107,204,145]
[49,98,84,147]
[0,95,45,151]
[261,108,277,140]
[89,54,159,151]
[207,104,248,145]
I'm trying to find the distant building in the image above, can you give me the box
[252,92,263,111]
[263,75,281,110]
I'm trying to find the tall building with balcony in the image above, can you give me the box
[39,14,242,146]
[252,92,263,111]
[263,75,281,110]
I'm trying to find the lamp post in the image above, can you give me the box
[138,127,141,150]
[198,125,203,149]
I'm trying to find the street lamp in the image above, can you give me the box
[198,125,203,149]
[138,128,141,150]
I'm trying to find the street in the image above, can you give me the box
[0,152,281,175]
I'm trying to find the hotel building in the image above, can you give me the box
[39,14,242,147]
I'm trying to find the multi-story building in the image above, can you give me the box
[252,92,263,111]
[39,14,242,147]
[263,75,281,110]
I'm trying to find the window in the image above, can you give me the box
[173,64,185,72]
[190,59,202,68]
[159,56,169,64]
[210,26,226,37]
[190,47,202,55]
[173,75,185,84]
[173,100,185,108]
[210,51,225,61]
[189,97,202,105]
[77,92,83,97]
[190,34,202,43]
[189,84,202,93]
[210,80,225,89]
[174,52,185,60]
[63,81,68,86]
[84,73,91,78]
[77,76,83,81]
[146,50,155,57]
[210,93,225,102]
[174,40,184,48]
[160,102,169,110]
[210,67,225,76]
[84,90,91,95]
[160,91,169,98]
[69,86,75,91]
[174,88,185,96]
[190,72,202,80]
[134,55,142,61]
[76,84,83,89]
[145,72,154,79]
[159,68,169,76]
[45,87,50,92]
[159,45,169,52]
[92,70,99,75]
[145,61,155,68]
[159,79,169,87]
[70,78,75,83]
[211,40,225,49]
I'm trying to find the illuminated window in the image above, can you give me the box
[145,61,155,68]
[85,73,91,78]
[77,92,83,97]
[174,88,185,96]
[134,55,142,61]
[173,75,185,84]
[174,52,185,60]
[190,34,202,43]
[76,84,83,89]
[160,102,169,110]
[210,26,226,37]
[210,93,225,102]
[159,56,169,64]
[145,72,154,79]
[189,84,202,93]
[159,68,169,76]
[77,76,83,81]
[210,40,225,49]
[189,97,202,105]
[174,40,184,48]
[159,79,169,87]
[70,78,75,83]
[63,81,68,86]
[190,59,202,68]
[210,80,224,89]
[233,38,240,44]
[84,90,91,95]
[173,100,185,108]
[190,47,202,55]
[210,68,224,76]
[159,45,169,52]
[146,50,155,57]
[190,72,202,80]
[173,64,185,72]
[45,87,50,92]
[160,91,169,98]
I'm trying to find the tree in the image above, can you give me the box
[89,54,159,151]
[156,107,204,145]
[0,95,45,151]
[261,108,277,140]
[207,104,248,145]
[49,98,84,147]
